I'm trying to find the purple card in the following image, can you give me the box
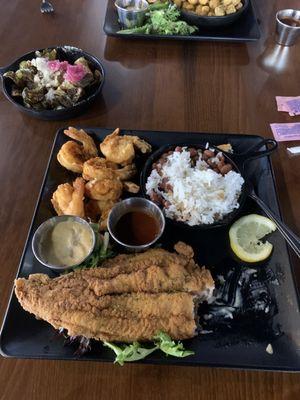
[270,123,300,142]
[276,96,300,116]
[286,99,300,116]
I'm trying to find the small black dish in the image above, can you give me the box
[0,46,105,120]
[140,138,278,230]
[181,0,249,28]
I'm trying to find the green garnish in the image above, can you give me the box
[118,3,197,36]
[73,229,115,271]
[104,331,194,365]
[154,331,195,358]
[103,342,157,366]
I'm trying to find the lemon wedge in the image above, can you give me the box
[229,214,277,263]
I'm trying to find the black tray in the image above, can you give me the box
[103,0,261,42]
[1,128,300,371]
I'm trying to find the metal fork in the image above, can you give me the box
[40,0,54,14]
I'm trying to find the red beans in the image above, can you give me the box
[149,146,235,209]
[189,148,198,157]
[220,164,232,175]
[203,149,215,160]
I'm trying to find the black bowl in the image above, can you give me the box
[0,46,105,120]
[180,0,249,28]
[140,143,247,231]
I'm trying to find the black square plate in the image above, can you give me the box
[103,0,261,42]
[1,128,300,371]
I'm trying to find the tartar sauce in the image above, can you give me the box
[44,221,94,267]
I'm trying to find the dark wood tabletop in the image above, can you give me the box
[1,0,300,398]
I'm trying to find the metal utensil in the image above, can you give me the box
[40,0,54,14]
[248,183,300,258]
[107,198,165,252]
[275,9,300,46]
[115,0,149,29]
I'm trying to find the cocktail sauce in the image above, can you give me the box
[114,210,159,246]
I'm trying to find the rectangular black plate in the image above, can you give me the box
[103,0,261,42]
[1,128,300,371]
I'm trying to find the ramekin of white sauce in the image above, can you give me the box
[32,215,96,271]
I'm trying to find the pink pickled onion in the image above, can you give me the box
[64,64,86,83]
[47,60,68,72]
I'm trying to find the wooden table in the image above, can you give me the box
[1,0,300,398]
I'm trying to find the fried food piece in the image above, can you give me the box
[15,243,214,341]
[114,164,137,181]
[57,127,98,173]
[85,199,116,230]
[123,181,140,194]
[82,157,117,181]
[85,178,123,201]
[100,128,152,165]
[15,276,197,341]
[51,177,85,218]
[85,199,116,221]
[209,0,220,8]
[217,143,233,153]
[214,5,225,15]
[174,241,194,258]
[82,157,137,181]
[99,208,111,231]
[226,4,236,14]
[173,0,182,7]
[196,4,210,15]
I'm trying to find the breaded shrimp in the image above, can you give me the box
[85,178,123,201]
[51,177,85,218]
[82,157,137,181]
[57,127,98,173]
[123,181,140,194]
[85,199,116,222]
[82,157,118,181]
[100,128,152,165]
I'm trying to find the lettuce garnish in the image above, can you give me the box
[104,331,194,365]
[103,342,157,366]
[154,331,195,358]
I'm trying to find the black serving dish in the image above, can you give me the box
[103,0,260,42]
[140,139,277,230]
[1,128,300,371]
[181,0,249,28]
[0,46,105,120]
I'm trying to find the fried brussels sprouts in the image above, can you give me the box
[3,48,102,111]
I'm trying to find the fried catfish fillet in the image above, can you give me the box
[15,243,214,342]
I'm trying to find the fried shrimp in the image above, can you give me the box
[123,181,140,193]
[85,199,116,221]
[100,128,152,165]
[82,157,137,181]
[51,177,85,218]
[57,127,98,173]
[82,157,117,181]
[85,199,116,230]
[114,164,137,181]
[85,178,123,201]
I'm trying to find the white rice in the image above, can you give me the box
[146,148,244,226]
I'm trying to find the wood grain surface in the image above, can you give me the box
[1,0,300,399]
